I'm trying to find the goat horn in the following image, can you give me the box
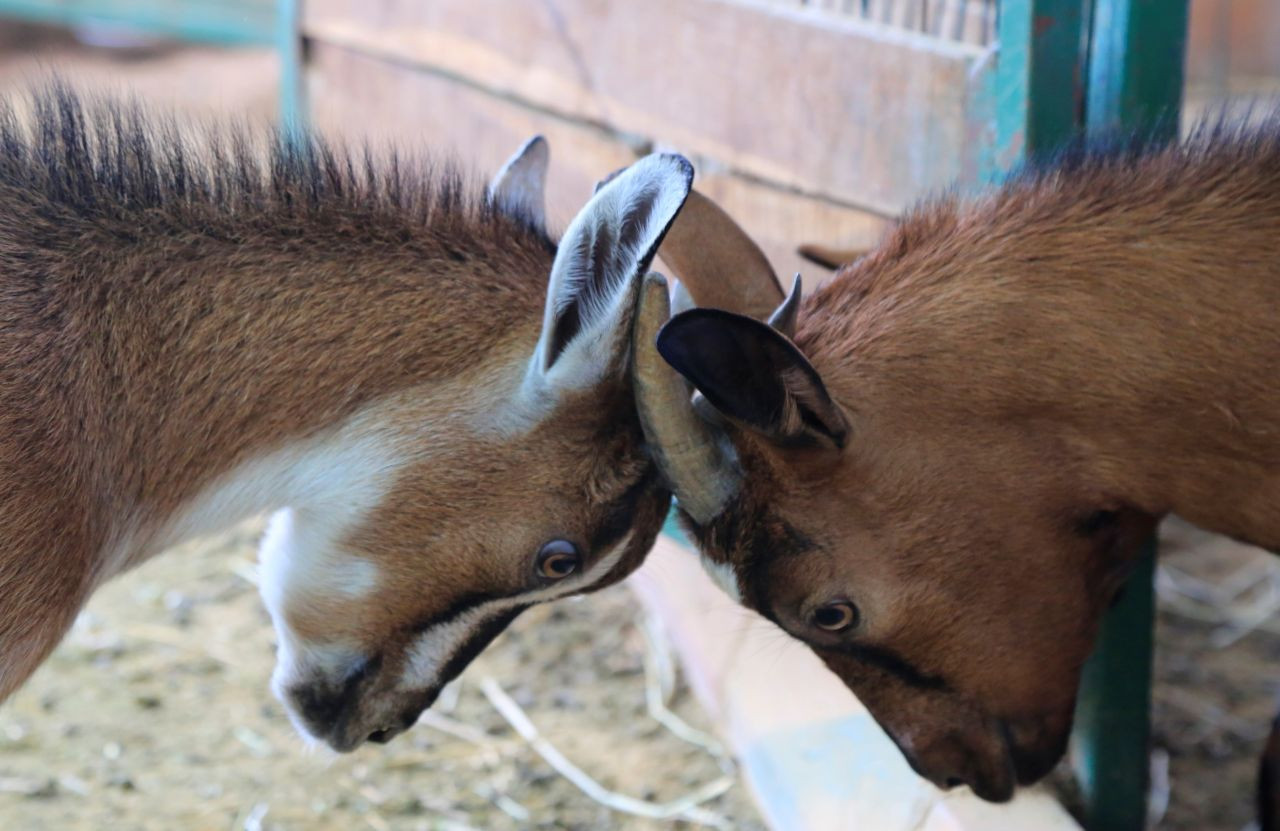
[767,273,802,338]
[657,190,784,319]
[632,272,741,525]
[670,279,696,317]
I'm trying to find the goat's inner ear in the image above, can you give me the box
[657,308,849,448]
[487,135,549,228]
[532,154,693,387]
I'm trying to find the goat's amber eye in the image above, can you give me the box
[813,601,859,632]
[536,540,581,580]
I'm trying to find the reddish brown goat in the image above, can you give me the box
[634,121,1280,801]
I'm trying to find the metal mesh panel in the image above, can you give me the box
[763,0,998,46]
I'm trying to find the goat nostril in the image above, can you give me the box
[367,728,392,744]
[944,777,965,789]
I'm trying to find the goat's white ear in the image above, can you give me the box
[487,135,549,227]
[534,153,694,385]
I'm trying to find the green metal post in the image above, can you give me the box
[984,1,1188,827]
[0,0,276,45]
[1070,3,1189,829]
[1072,543,1158,831]
[277,0,307,142]
[1086,0,1189,136]
[988,0,1089,175]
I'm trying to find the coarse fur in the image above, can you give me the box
[656,114,1280,801]
[0,85,686,750]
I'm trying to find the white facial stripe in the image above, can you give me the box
[401,531,635,688]
[699,553,742,604]
[261,509,378,695]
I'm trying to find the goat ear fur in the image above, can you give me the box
[657,309,849,449]
[533,153,693,385]
[487,136,549,228]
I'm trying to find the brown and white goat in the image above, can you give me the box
[632,122,1280,801]
[0,90,689,751]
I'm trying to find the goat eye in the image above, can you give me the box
[812,601,859,632]
[536,540,581,580]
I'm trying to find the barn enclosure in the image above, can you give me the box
[0,1,1277,829]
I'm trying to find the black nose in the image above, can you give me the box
[287,655,379,739]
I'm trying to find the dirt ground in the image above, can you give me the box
[1145,520,1279,831]
[0,21,1276,831]
[0,519,766,831]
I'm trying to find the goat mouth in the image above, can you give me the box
[366,725,400,745]
[1003,719,1072,787]
[329,687,443,752]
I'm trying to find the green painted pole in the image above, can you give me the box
[986,0,1088,177]
[276,0,307,143]
[1072,542,1158,831]
[1085,0,1189,136]
[1071,3,1189,829]
[0,0,276,46]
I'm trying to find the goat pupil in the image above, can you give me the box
[815,603,854,630]
[536,540,581,579]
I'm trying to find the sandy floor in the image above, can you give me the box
[1147,521,1279,831]
[0,19,1278,831]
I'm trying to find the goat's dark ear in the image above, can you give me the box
[656,309,849,448]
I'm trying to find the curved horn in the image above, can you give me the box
[670,279,696,317]
[657,190,784,319]
[797,243,869,271]
[767,273,802,338]
[632,272,741,525]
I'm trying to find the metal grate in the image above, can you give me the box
[773,0,998,46]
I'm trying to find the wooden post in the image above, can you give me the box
[1071,3,1189,829]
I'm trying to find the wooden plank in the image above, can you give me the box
[303,0,985,216]
[306,42,636,231]
[1187,0,1280,88]
[0,0,275,45]
[684,168,889,288]
[307,42,889,282]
